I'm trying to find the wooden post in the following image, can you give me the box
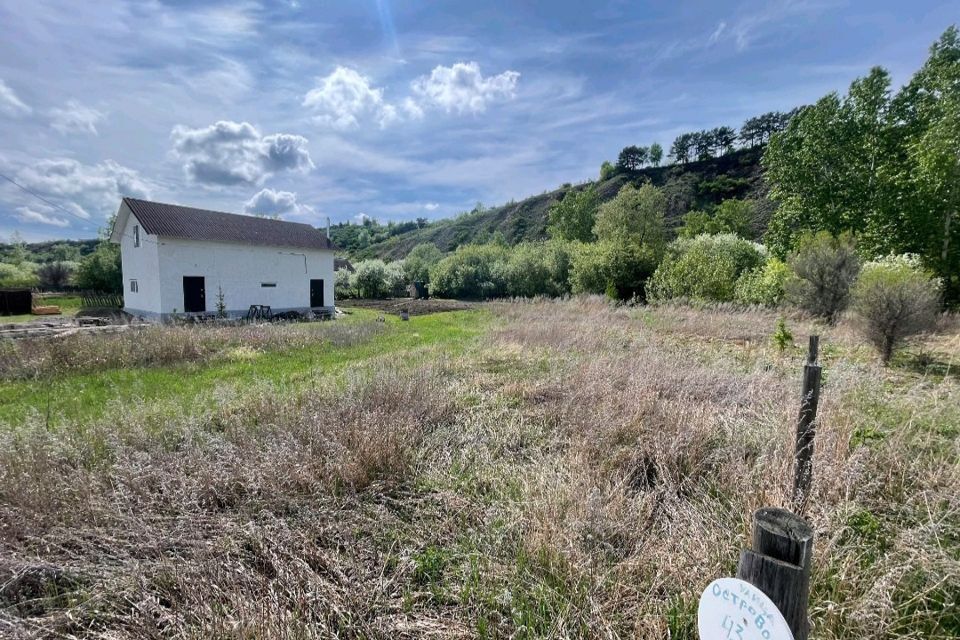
[736,507,814,640]
[806,335,819,365]
[793,350,821,512]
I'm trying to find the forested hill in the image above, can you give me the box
[335,146,769,260]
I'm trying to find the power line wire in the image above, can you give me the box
[0,171,98,228]
[0,169,161,246]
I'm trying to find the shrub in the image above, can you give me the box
[503,241,572,297]
[353,260,389,299]
[0,261,39,287]
[599,160,616,180]
[429,243,509,299]
[678,198,755,239]
[75,244,122,292]
[851,254,941,364]
[734,258,790,306]
[569,240,659,300]
[593,183,667,252]
[36,262,74,289]
[403,243,443,284]
[335,268,354,299]
[384,261,408,298]
[785,232,860,323]
[647,234,767,303]
[547,186,598,243]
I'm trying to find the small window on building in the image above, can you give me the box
[261,282,277,288]
[133,225,140,247]
[130,279,139,293]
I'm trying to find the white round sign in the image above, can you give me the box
[697,577,794,640]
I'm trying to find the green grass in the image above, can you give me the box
[1,295,83,324]
[0,309,490,426]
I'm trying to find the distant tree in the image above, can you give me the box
[548,185,599,243]
[384,260,408,297]
[693,130,713,160]
[593,183,667,253]
[648,234,767,303]
[429,243,510,299]
[49,242,81,262]
[75,243,122,292]
[904,29,960,300]
[739,116,762,147]
[503,241,572,297]
[36,262,73,289]
[416,217,428,228]
[678,199,755,238]
[649,142,664,167]
[600,160,616,180]
[335,268,354,299]
[403,243,444,284]
[0,262,39,287]
[353,259,389,298]
[713,126,737,154]
[569,240,659,300]
[764,67,901,258]
[670,133,694,164]
[7,231,27,266]
[617,145,646,171]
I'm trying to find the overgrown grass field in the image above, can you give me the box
[1,299,957,639]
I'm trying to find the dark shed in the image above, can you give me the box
[0,288,32,316]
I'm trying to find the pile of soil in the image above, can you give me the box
[337,298,476,316]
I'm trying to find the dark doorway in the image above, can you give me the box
[310,279,324,308]
[183,276,206,313]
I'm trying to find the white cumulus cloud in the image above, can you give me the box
[170,120,314,187]
[303,67,398,130]
[411,62,520,114]
[15,158,153,220]
[49,100,105,135]
[0,79,31,116]
[16,206,70,228]
[243,188,313,218]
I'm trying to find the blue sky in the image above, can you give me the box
[0,0,954,241]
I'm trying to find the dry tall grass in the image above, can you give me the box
[1,297,957,638]
[0,321,384,380]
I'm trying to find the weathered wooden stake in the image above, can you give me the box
[806,334,819,365]
[736,507,814,640]
[793,336,821,513]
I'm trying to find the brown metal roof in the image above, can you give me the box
[122,197,335,251]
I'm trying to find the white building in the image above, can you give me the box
[110,197,336,321]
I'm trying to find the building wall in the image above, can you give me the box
[155,238,335,318]
[118,204,163,316]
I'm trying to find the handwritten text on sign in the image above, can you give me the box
[697,577,794,640]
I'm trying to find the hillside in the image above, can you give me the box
[344,146,769,260]
[0,238,99,264]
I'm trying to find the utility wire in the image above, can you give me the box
[0,171,98,228]
[0,169,161,246]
